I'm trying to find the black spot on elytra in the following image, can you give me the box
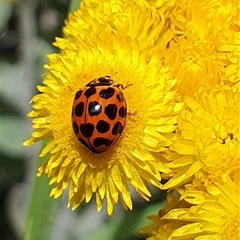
[84,86,96,98]
[116,92,124,102]
[78,138,89,149]
[88,101,102,116]
[72,121,79,134]
[93,137,113,147]
[99,87,115,99]
[96,120,110,133]
[118,106,127,118]
[104,104,118,120]
[80,123,95,138]
[75,102,84,117]
[74,90,83,100]
[112,121,123,135]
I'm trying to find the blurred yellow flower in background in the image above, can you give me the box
[23,0,183,216]
[162,37,221,98]
[160,0,240,98]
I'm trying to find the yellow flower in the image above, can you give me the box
[162,85,240,189]
[166,0,240,97]
[62,0,176,53]
[139,193,190,240]
[23,0,182,216]
[218,29,240,86]
[140,174,240,240]
[162,36,221,98]
[170,0,239,43]
[163,174,240,240]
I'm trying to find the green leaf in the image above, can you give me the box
[24,152,60,240]
[69,0,82,13]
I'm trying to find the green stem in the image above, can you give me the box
[24,154,60,240]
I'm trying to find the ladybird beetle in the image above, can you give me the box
[71,76,127,154]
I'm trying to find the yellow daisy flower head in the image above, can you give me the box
[170,0,239,42]
[139,193,190,240]
[62,0,177,53]
[198,0,240,32]
[23,1,182,216]
[162,36,221,98]
[162,85,240,189]
[168,0,240,93]
[218,29,240,86]
[163,174,240,240]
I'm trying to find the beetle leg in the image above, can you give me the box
[127,110,137,116]
[114,83,133,90]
